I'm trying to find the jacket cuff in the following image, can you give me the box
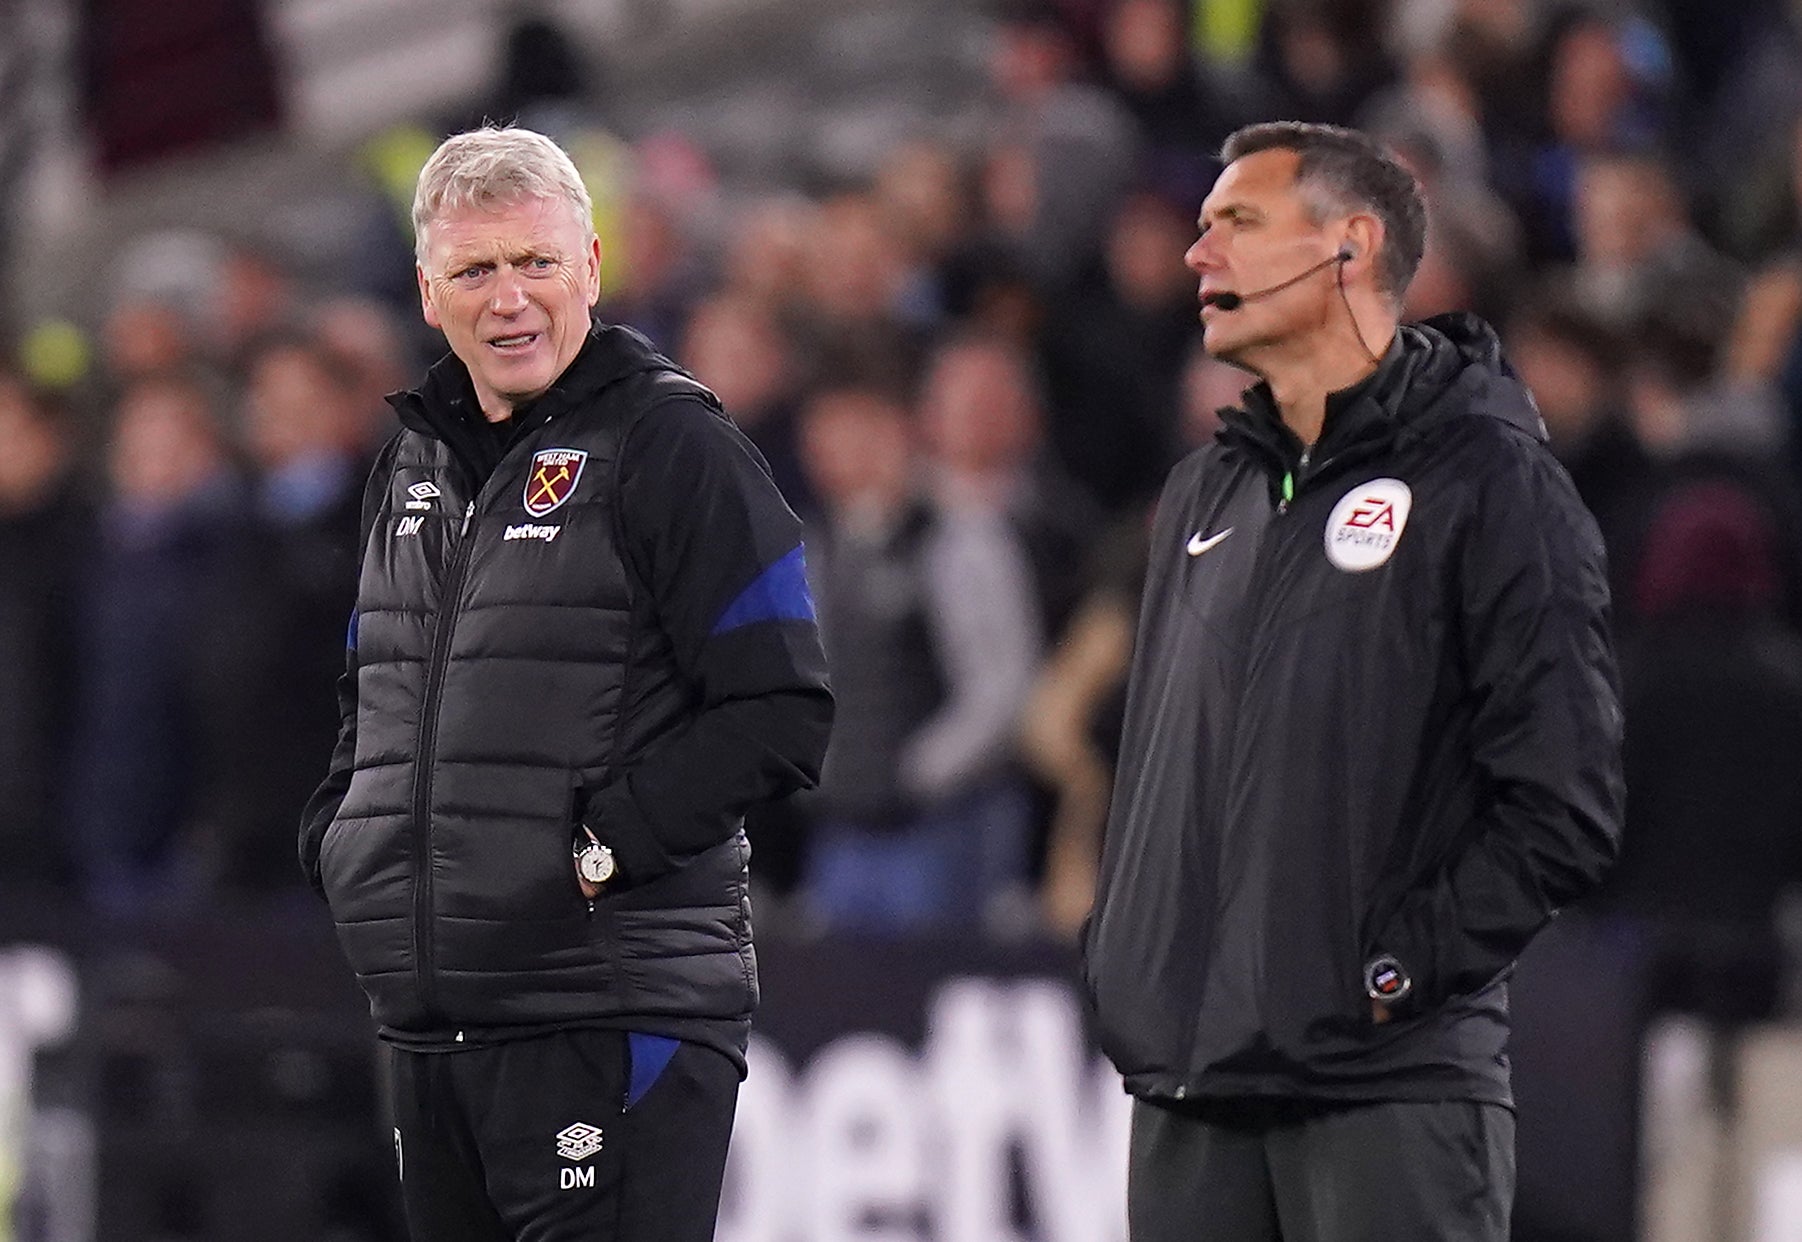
[582,780,675,884]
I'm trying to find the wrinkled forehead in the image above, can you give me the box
[421,194,592,264]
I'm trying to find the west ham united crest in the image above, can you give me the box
[524,448,588,517]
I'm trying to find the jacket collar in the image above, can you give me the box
[1216,312,1541,474]
[1219,330,1408,470]
[385,321,686,441]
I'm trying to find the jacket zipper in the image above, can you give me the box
[1279,431,1394,514]
[411,498,477,1019]
[1188,454,1293,1070]
[1278,446,1311,515]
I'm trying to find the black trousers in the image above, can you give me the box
[386,1030,740,1242]
[1128,1097,1514,1242]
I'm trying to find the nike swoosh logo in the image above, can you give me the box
[1187,528,1234,556]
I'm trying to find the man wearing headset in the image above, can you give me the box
[1081,122,1625,1240]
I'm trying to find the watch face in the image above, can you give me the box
[578,845,615,885]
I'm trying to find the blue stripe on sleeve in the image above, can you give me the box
[346,608,358,652]
[710,544,816,636]
[626,1033,682,1109]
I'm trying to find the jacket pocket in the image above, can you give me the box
[570,774,599,903]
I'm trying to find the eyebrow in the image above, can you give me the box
[443,246,558,272]
[1198,203,1258,229]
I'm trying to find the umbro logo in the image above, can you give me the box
[1186,528,1233,556]
[557,1122,604,1163]
[556,1122,601,1187]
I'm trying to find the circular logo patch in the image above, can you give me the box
[1324,478,1413,572]
[1364,955,1412,1002]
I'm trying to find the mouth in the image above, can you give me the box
[486,332,542,354]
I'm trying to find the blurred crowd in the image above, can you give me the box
[5,0,1802,1014]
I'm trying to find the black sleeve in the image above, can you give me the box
[581,398,833,883]
[1371,435,1625,1006]
[297,437,399,896]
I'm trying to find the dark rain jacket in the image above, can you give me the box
[1081,314,1624,1106]
[299,325,832,1068]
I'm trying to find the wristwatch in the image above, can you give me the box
[1364,954,1412,1004]
[574,836,617,888]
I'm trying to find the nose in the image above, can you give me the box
[1184,234,1215,276]
[489,266,529,315]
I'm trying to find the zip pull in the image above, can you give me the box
[460,501,475,536]
[1277,445,1312,515]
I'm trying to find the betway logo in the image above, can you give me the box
[719,979,1128,1242]
[504,523,561,543]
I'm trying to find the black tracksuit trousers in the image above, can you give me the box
[1128,1097,1514,1242]
[385,1030,740,1242]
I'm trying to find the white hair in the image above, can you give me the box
[412,126,595,263]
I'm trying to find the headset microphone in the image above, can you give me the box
[1203,247,1355,312]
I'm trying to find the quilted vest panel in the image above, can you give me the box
[318,371,754,1034]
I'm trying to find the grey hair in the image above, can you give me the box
[412,126,595,263]
[1220,122,1427,304]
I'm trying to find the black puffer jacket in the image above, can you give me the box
[1082,314,1623,1106]
[300,326,832,1066]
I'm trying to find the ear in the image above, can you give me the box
[417,264,441,331]
[585,232,603,306]
[1341,213,1385,280]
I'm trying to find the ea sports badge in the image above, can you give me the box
[1324,477,1412,572]
[523,449,588,517]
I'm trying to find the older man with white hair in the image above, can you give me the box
[299,126,833,1241]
